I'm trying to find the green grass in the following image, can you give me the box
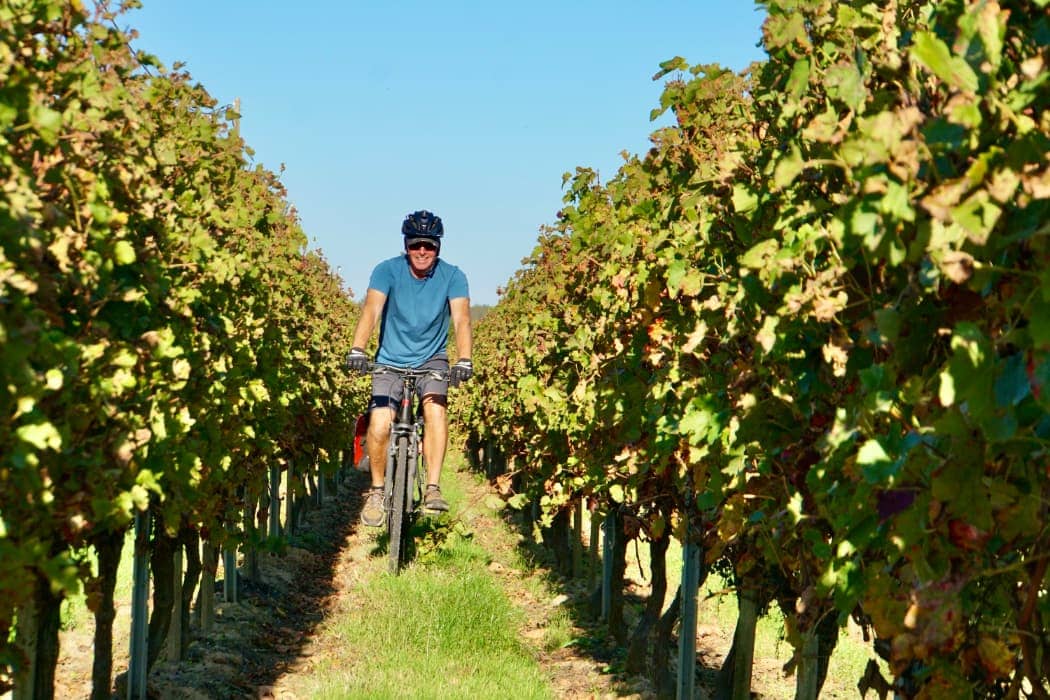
[538,605,575,652]
[298,473,554,700]
[61,532,135,631]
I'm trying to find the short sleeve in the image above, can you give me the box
[448,266,469,300]
[368,259,396,295]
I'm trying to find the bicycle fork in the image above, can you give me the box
[385,396,423,514]
[410,419,425,507]
[383,425,411,511]
[403,427,422,511]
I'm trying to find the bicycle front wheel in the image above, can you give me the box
[387,436,412,574]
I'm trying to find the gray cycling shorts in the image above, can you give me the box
[368,355,449,411]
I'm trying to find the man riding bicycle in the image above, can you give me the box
[346,210,473,527]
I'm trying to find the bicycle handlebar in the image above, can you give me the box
[367,362,450,383]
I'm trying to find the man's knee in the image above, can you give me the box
[421,400,448,437]
[366,408,394,440]
[421,392,447,409]
[421,394,448,416]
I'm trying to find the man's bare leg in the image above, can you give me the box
[421,397,448,485]
[421,396,449,511]
[367,407,394,487]
[360,407,395,527]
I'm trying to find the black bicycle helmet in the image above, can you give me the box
[401,210,444,239]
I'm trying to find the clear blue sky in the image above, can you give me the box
[124,2,768,305]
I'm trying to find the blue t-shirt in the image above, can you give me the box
[369,256,469,367]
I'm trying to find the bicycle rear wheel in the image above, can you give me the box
[387,436,412,574]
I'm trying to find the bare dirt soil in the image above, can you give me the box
[44,464,833,699]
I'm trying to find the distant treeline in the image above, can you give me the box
[469,305,492,323]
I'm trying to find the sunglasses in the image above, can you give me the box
[407,241,438,252]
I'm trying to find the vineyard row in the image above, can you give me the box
[455,1,1050,697]
[1,3,366,696]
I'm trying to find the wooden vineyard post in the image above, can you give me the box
[12,572,62,700]
[676,536,701,699]
[167,547,183,662]
[284,466,295,537]
[12,590,37,700]
[199,542,218,633]
[572,499,584,578]
[601,510,615,621]
[589,508,600,590]
[243,497,259,583]
[304,464,316,509]
[731,587,759,700]
[269,465,281,538]
[128,509,150,700]
[325,455,332,499]
[795,629,819,700]
[484,439,493,477]
[223,542,238,603]
[318,458,328,503]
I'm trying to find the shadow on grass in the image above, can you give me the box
[483,495,733,698]
[140,468,376,699]
[366,506,449,564]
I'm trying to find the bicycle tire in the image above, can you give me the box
[387,436,411,574]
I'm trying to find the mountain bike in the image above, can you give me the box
[367,363,448,574]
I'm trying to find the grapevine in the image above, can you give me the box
[461,1,1050,696]
[0,1,366,692]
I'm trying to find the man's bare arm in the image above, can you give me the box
[449,296,473,361]
[352,289,387,349]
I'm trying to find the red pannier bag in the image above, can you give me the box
[353,413,370,471]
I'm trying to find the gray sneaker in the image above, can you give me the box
[423,484,449,512]
[360,487,385,527]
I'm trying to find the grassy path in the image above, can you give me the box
[266,458,638,699]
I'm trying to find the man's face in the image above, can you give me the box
[406,239,439,274]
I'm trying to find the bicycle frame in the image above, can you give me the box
[384,371,424,513]
[370,363,447,573]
